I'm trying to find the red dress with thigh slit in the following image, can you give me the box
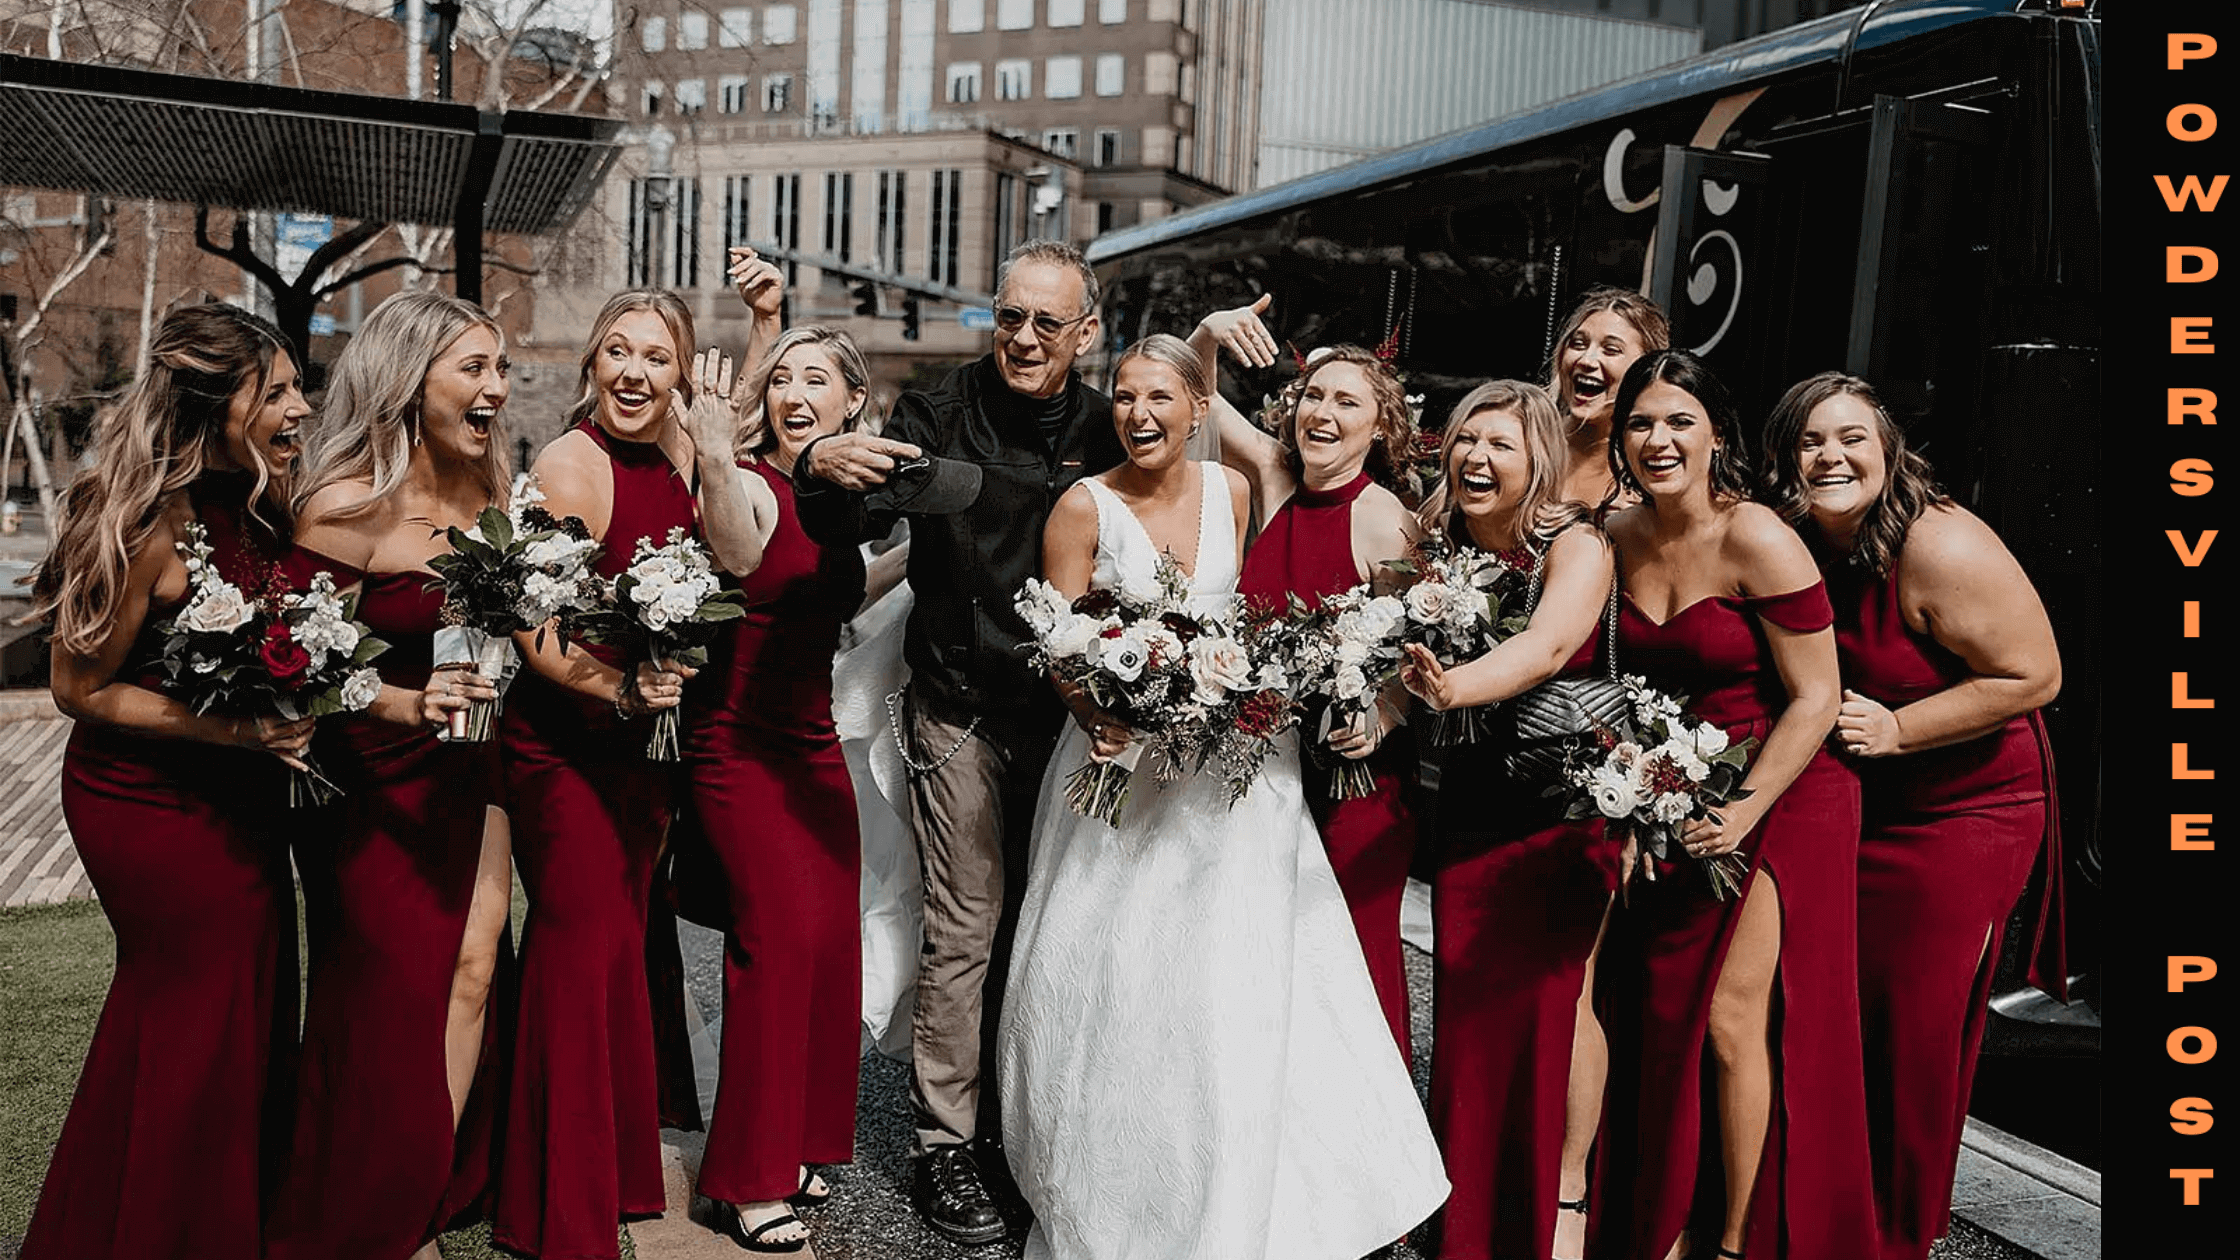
[682,459,867,1203]
[1236,469,1418,1064]
[266,567,509,1260]
[495,421,697,1260]
[1832,562,2063,1260]
[22,485,300,1260]
[1590,583,1875,1260]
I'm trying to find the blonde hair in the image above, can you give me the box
[1415,379,1586,542]
[568,289,697,426]
[296,290,508,522]
[736,326,878,459]
[34,303,291,654]
[1274,345,1412,482]
[1112,333,1211,403]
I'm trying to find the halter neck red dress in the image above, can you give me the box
[679,459,868,1204]
[1429,525,1621,1260]
[495,420,698,1260]
[1236,468,1417,1063]
[24,481,302,1260]
[1590,582,1875,1260]
[267,564,509,1260]
[1830,560,2065,1260]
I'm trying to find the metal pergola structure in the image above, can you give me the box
[0,51,623,303]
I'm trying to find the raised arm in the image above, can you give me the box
[729,246,787,373]
[1839,506,2061,757]
[1191,296,1295,524]
[1404,525,1614,710]
[676,347,780,578]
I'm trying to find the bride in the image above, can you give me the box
[997,334,1449,1260]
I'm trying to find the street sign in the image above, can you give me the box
[309,314,337,336]
[958,306,996,331]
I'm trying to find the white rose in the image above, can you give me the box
[1403,581,1450,626]
[1688,722,1730,758]
[1651,790,1694,824]
[339,667,383,712]
[1332,663,1369,701]
[1046,613,1102,660]
[179,581,256,634]
[1188,635,1253,703]
[1360,596,1407,642]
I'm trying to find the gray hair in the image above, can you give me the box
[995,239,1100,318]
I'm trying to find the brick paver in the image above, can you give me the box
[0,716,88,907]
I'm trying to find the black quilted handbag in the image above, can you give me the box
[1501,569,1627,783]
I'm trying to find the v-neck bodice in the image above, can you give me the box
[1078,462,1237,616]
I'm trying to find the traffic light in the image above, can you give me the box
[900,296,921,342]
[851,280,878,318]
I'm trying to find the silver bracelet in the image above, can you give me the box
[886,688,980,778]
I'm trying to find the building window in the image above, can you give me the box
[1048,0,1083,25]
[852,0,889,132]
[678,11,710,48]
[641,16,667,51]
[765,72,794,112]
[948,0,984,31]
[1042,128,1077,159]
[995,59,1030,101]
[771,172,802,281]
[1099,0,1125,22]
[899,0,937,129]
[628,176,700,288]
[824,171,855,263]
[674,78,707,115]
[1096,200,1114,232]
[946,62,982,103]
[928,168,961,285]
[1094,127,1120,166]
[766,3,798,42]
[994,171,1020,265]
[642,80,664,115]
[1094,53,1123,96]
[720,74,751,113]
[720,8,754,45]
[996,0,1031,29]
[808,0,841,129]
[1044,55,1081,99]
[876,169,907,273]
[724,175,752,249]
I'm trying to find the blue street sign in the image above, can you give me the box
[958,306,996,331]
[309,314,337,336]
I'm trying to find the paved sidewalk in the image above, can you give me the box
[0,713,82,908]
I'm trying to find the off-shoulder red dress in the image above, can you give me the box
[1236,469,1417,1063]
[495,421,698,1260]
[1831,561,2065,1260]
[267,565,510,1260]
[1590,583,1875,1260]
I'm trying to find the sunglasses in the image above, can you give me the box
[993,305,1093,341]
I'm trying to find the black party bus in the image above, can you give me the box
[1089,0,2102,1129]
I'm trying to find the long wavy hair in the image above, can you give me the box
[568,289,697,427]
[735,326,878,459]
[1604,350,1755,508]
[1415,379,1588,544]
[1274,345,1413,483]
[34,303,291,654]
[295,290,508,523]
[1547,287,1671,412]
[1759,371,1950,577]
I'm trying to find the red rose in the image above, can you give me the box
[259,623,312,689]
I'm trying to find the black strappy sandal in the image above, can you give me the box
[726,1205,809,1254]
[787,1166,831,1209]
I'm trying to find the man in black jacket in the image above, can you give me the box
[794,239,1122,1243]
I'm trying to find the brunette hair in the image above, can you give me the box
[1759,371,1951,577]
[1547,287,1670,398]
[1415,379,1588,542]
[1273,345,1413,483]
[297,290,509,522]
[34,303,292,654]
[568,289,697,426]
[1603,350,1754,507]
[736,325,878,459]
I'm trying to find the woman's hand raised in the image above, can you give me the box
[1200,294,1280,369]
[1398,643,1454,711]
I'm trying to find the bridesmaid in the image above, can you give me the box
[25,303,315,1259]
[677,327,874,1253]
[1396,381,1615,1260]
[1547,288,1668,505]
[493,290,705,1260]
[266,290,513,1260]
[1761,372,2064,1260]
[1589,351,1872,1260]
[1196,297,1423,1063]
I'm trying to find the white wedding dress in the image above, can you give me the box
[998,463,1449,1260]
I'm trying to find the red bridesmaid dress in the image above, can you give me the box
[1430,541,1620,1260]
[681,459,867,1204]
[1590,583,1875,1260]
[1831,562,2065,1260]
[266,566,509,1260]
[494,421,697,1260]
[1236,468,1417,1063]
[23,482,300,1260]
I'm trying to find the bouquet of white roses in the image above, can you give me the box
[1384,534,1534,746]
[1547,675,1760,900]
[156,522,389,806]
[573,528,747,760]
[1285,585,1410,800]
[424,489,602,741]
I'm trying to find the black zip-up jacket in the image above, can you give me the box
[795,354,1121,745]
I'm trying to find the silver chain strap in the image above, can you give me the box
[1524,545,1620,680]
[886,687,980,778]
